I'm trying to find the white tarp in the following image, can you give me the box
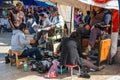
[49,0,118,10]
[78,0,119,10]
[57,4,74,34]
[50,0,89,9]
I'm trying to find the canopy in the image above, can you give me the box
[49,0,119,10]
[50,0,88,9]
[34,0,55,8]
[20,0,35,5]
[20,0,55,8]
[78,0,119,10]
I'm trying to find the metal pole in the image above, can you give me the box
[70,7,73,33]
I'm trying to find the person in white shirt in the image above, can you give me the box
[49,7,64,29]
[35,12,52,43]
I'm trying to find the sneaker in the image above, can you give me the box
[79,73,90,79]
[89,68,96,72]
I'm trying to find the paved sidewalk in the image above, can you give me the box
[0,32,120,80]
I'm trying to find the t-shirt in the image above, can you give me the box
[9,9,24,28]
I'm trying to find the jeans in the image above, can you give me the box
[89,28,101,48]
[19,47,42,60]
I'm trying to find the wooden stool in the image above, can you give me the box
[8,49,28,69]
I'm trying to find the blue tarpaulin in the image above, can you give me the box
[34,1,55,8]
[20,0,35,5]
[20,0,54,8]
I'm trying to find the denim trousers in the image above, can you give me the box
[19,47,42,60]
[89,28,101,48]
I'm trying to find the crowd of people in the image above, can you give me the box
[9,2,64,59]
[1,1,114,79]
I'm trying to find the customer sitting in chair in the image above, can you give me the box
[59,32,104,78]
[76,6,111,55]
[11,23,43,60]
[35,7,64,45]
[48,7,64,37]
[35,12,52,43]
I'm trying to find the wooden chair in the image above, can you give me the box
[8,49,28,69]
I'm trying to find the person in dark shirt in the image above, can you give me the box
[77,6,111,55]
[84,11,91,25]
[8,2,24,30]
[60,32,104,78]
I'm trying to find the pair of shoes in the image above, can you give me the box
[89,65,105,72]
[79,73,90,78]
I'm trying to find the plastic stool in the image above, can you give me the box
[61,64,80,79]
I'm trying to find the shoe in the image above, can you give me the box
[109,57,115,65]
[98,65,105,71]
[79,73,90,79]
[89,68,96,72]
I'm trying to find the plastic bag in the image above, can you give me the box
[44,60,59,78]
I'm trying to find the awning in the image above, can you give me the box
[20,0,36,5]
[34,0,55,8]
[50,0,89,9]
[78,0,119,10]
[49,0,119,10]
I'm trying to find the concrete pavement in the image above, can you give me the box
[0,32,120,80]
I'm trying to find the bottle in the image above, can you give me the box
[23,62,28,72]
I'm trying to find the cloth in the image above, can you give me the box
[112,9,119,32]
[110,9,119,58]
[11,30,30,53]
[110,32,118,58]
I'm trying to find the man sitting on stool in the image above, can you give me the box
[11,23,43,60]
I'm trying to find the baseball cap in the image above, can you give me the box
[50,7,58,13]
[16,2,22,7]
[39,12,48,18]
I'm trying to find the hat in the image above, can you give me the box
[16,2,22,7]
[39,12,48,18]
[50,7,58,13]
